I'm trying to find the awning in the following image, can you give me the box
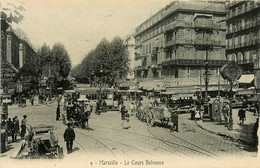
[238,74,254,84]
[235,89,255,95]
[127,89,143,93]
[64,90,76,93]
[248,95,260,102]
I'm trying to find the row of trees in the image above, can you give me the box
[36,43,71,79]
[71,36,130,86]
[1,2,72,90]
[15,42,72,93]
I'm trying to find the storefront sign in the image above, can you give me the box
[220,61,242,82]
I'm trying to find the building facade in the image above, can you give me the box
[1,19,37,93]
[226,1,260,75]
[134,0,228,90]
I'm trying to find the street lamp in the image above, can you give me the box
[203,58,212,118]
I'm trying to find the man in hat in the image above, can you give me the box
[21,115,27,138]
[171,111,179,132]
[222,102,230,127]
[63,123,75,154]
[56,105,61,121]
[238,107,246,126]
[13,116,20,141]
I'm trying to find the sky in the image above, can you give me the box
[2,0,172,67]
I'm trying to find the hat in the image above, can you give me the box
[23,115,27,118]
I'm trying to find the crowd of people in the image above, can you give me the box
[1,114,29,144]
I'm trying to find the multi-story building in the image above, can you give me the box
[1,19,37,92]
[226,1,260,74]
[134,0,228,91]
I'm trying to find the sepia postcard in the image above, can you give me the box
[0,0,259,167]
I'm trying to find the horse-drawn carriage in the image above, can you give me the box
[63,94,93,129]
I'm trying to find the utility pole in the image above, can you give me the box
[205,50,209,100]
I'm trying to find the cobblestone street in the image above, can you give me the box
[1,101,257,165]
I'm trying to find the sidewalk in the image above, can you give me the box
[195,108,258,147]
[8,96,57,110]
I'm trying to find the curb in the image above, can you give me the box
[194,120,254,147]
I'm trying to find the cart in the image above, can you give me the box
[145,105,172,127]
[13,125,63,159]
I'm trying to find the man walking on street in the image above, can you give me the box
[171,111,179,132]
[63,123,75,154]
[14,116,20,141]
[10,118,15,142]
[238,107,246,126]
[56,105,61,121]
[222,102,230,127]
[21,115,27,139]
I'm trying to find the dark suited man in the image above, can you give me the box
[63,123,75,154]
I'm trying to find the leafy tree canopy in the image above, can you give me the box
[71,36,130,86]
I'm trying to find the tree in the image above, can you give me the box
[108,36,130,83]
[51,43,71,78]
[1,0,25,24]
[36,43,51,77]
[71,36,130,86]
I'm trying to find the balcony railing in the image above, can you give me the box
[162,59,227,67]
[194,39,214,45]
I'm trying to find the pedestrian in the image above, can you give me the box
[222,102,230,127]
[121,105,128,129]
[124,110,130,129]
[154,98,159,106]
[96,100,100,115]
[56,105,61,121]
[10,118,15,142]
[129,102,135,116]
[14,116,20,141]
[254,103,259,116]
[171,111,179,132]
[63,123,75,154]
[30,95,34,106]
[7,118,12,137]
[252,118,259,147]
[238,107,246,126]
[21,115,27,139]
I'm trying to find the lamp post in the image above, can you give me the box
[220,61,242,130]
[203,58,211,118]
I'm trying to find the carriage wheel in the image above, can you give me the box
[160,118,169,127]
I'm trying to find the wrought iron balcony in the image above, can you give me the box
[162,59,227,67]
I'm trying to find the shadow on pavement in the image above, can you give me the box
[84,127,94,131]
[153,122,172,129]
[236,123,258,152]
[72,147,80,153]
[1,144,14,155]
